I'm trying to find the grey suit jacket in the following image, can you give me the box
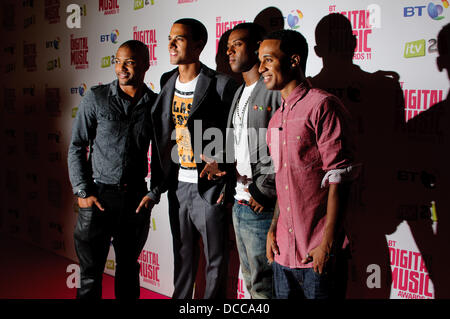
[225,77,281,207]
[148,63,238,205]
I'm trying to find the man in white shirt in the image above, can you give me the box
[225,23,281,298]
[144,18,238,298]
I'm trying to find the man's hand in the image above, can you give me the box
[301,244,331,274]
[301,183,339,274]
[78,196,105,211]
[216,193,224,205]
[266,229,279,264]
[136,196,156,214]
[199,154,227,180]
[244,189,264,213]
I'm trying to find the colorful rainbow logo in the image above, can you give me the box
[110,29,119,44]
[287,9,304,29]
[53,37,61,50]
[428,2,446,20]
[78,83,87,96]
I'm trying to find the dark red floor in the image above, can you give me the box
[0,233,169,299]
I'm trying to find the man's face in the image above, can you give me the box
[114,46,147,87]
[168,23,201,65]
[258,39,290,91]
[227,29,257,73]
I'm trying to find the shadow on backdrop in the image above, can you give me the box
[310,13,405,298]
[401,23,450,299]
[254,6,284,35]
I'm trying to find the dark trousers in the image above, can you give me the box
[73,182,150,299]
[272,262,330,299]
[272,247,350,299]
[168,181,228,299]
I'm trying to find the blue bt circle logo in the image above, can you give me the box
[287,10,303,29]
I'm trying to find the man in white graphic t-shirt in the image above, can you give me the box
[144,18,238,299]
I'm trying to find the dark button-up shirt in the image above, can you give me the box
[68,80,157,194]
[267,82,354,268]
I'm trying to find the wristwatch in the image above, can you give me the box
[76,189,88,198]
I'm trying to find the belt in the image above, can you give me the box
[237,199,250,207]
[94,181,143,192]
[180,165,197,170]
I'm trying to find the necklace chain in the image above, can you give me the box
[234,87,254,145]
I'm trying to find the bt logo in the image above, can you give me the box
[78,83,87,96]
[403,1,448,19]
[286,9,303,29]
[100,29,119,43]
[428,1,448,19]
[70,83,87,96]
[46,37,61,49]
[397,170,437,189]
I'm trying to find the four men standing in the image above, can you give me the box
[69,18,355,299]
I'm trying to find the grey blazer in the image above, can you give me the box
[148,64,238,205]
[225,77,281,207]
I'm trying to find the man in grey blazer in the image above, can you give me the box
[141,18,238,299]
[225,23,281,298]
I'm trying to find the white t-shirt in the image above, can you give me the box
[233,82,257,201]
[173,75,199,184]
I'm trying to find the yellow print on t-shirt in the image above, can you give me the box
[172,95,196,168]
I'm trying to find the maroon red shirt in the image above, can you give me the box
[267,82,354,268]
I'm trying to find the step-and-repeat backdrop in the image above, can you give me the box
[1,0,448,299]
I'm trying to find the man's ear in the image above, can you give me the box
[290,54,301,68]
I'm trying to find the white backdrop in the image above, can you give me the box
[0,0,448,299]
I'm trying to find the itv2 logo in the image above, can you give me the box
[404,1,448,20]
[404,38,438,58]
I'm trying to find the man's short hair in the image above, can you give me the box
[232,22,266,44]
[265,29,308,74]
[119,40,149,69]
[174,18,208,47]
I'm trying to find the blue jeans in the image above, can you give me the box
[232,200,273,299]
[272,261,331,299]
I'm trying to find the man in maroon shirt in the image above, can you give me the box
[259,29,357,299]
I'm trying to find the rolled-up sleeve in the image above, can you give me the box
[314,97,357,186]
